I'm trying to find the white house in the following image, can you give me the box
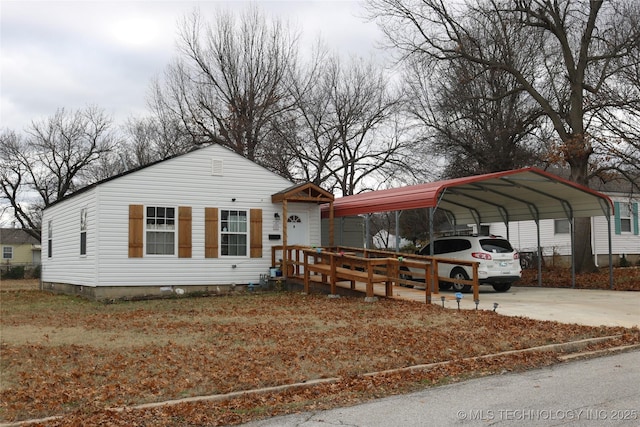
[480,188,639,267]
[41,144,332,300]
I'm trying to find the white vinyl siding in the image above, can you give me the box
[42,145,317,288]
[487,195,639,257]
[41,190,98,286]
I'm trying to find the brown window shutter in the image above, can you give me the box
[178,206,192,258]
[128,205,144,258]
[250,208,262,258]
[204,207,218,258]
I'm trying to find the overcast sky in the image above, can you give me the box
[1,0,385,132]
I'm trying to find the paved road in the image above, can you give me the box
[241,350,640,427]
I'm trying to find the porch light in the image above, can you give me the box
[274,213,280,219]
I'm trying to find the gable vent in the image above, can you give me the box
[211,158,223,176]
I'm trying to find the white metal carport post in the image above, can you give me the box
[395,211,401,252]
[526,204,543,287]
[599,199,614,289]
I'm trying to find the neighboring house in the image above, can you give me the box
[321,217,364,248]
[0,228,41,269]
[371,230,412,251]
[41,144,331,300]
[480,176,639,267]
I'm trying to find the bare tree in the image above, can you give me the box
[270,50,415,196]
[404,44,546,178]
[596,41,640,189]
[0,107,116,239]
[151,7,298,162]
[120,116,193,168]
[368,0,640,272]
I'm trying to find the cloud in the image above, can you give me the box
[1,0,382,132]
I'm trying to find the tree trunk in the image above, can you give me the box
[569,157,598,274]
[573,217,597,273]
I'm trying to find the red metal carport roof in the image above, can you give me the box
[322,167,613,223]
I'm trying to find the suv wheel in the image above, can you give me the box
[492,283,511,292]
[450,268,472,293]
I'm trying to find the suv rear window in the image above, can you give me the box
[420,239,472,255]
[480,239,514,253]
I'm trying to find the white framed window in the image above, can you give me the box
[620,217,632,233]
[221,209,247,256]
[145,206,176,255]
[48,220,53,258]
[80,208,87,256]
[554,219,570,234]
[2,246,13,260]
[614,201,637,235]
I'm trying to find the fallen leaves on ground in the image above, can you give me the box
[519,266,640,291]
[1,289,638,426]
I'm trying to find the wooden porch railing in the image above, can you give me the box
[271,245,480,302]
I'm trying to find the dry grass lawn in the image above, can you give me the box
[1,279,638,426]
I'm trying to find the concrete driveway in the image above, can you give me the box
[392,285,640,328]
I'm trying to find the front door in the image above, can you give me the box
[287,213,308,246]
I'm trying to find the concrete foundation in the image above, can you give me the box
[40,281,265,302]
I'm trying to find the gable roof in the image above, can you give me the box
[271,182,334,204]
[45,144,294,210]
[0,228,39,245]
[322,167,614,224]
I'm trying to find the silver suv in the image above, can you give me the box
[414,235,522,292]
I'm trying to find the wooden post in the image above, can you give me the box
[425,262,432,304]
[329,252,337,295]
[366,260,374,298]
[472,262,479,302]
[303,251,310,294]
[385,258,393,297]
[432,259,439,302]
[329,200,335,247]
[282,200,288,276]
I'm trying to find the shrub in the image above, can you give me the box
[30,264,41,279]
[1,265,25,280]
[619,254,631,268]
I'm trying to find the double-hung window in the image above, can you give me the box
[146,206,176,255]
[620,215,632,233]
[2,246,12,260]
[554,219,571,234]
[48,221,53,258]
[80,208,87,255]
[221,210,247,256]
[614,201,638,235]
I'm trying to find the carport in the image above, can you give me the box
[322,167,615,288]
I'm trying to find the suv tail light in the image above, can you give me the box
[472,252,492,260]
[513,253,520,260]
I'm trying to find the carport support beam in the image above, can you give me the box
[429,207,436,294]
[571,217,576,289]
[536,218,542,287]
[395,211,401,253]
[365,214,371,249]
[607,213,613,289]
